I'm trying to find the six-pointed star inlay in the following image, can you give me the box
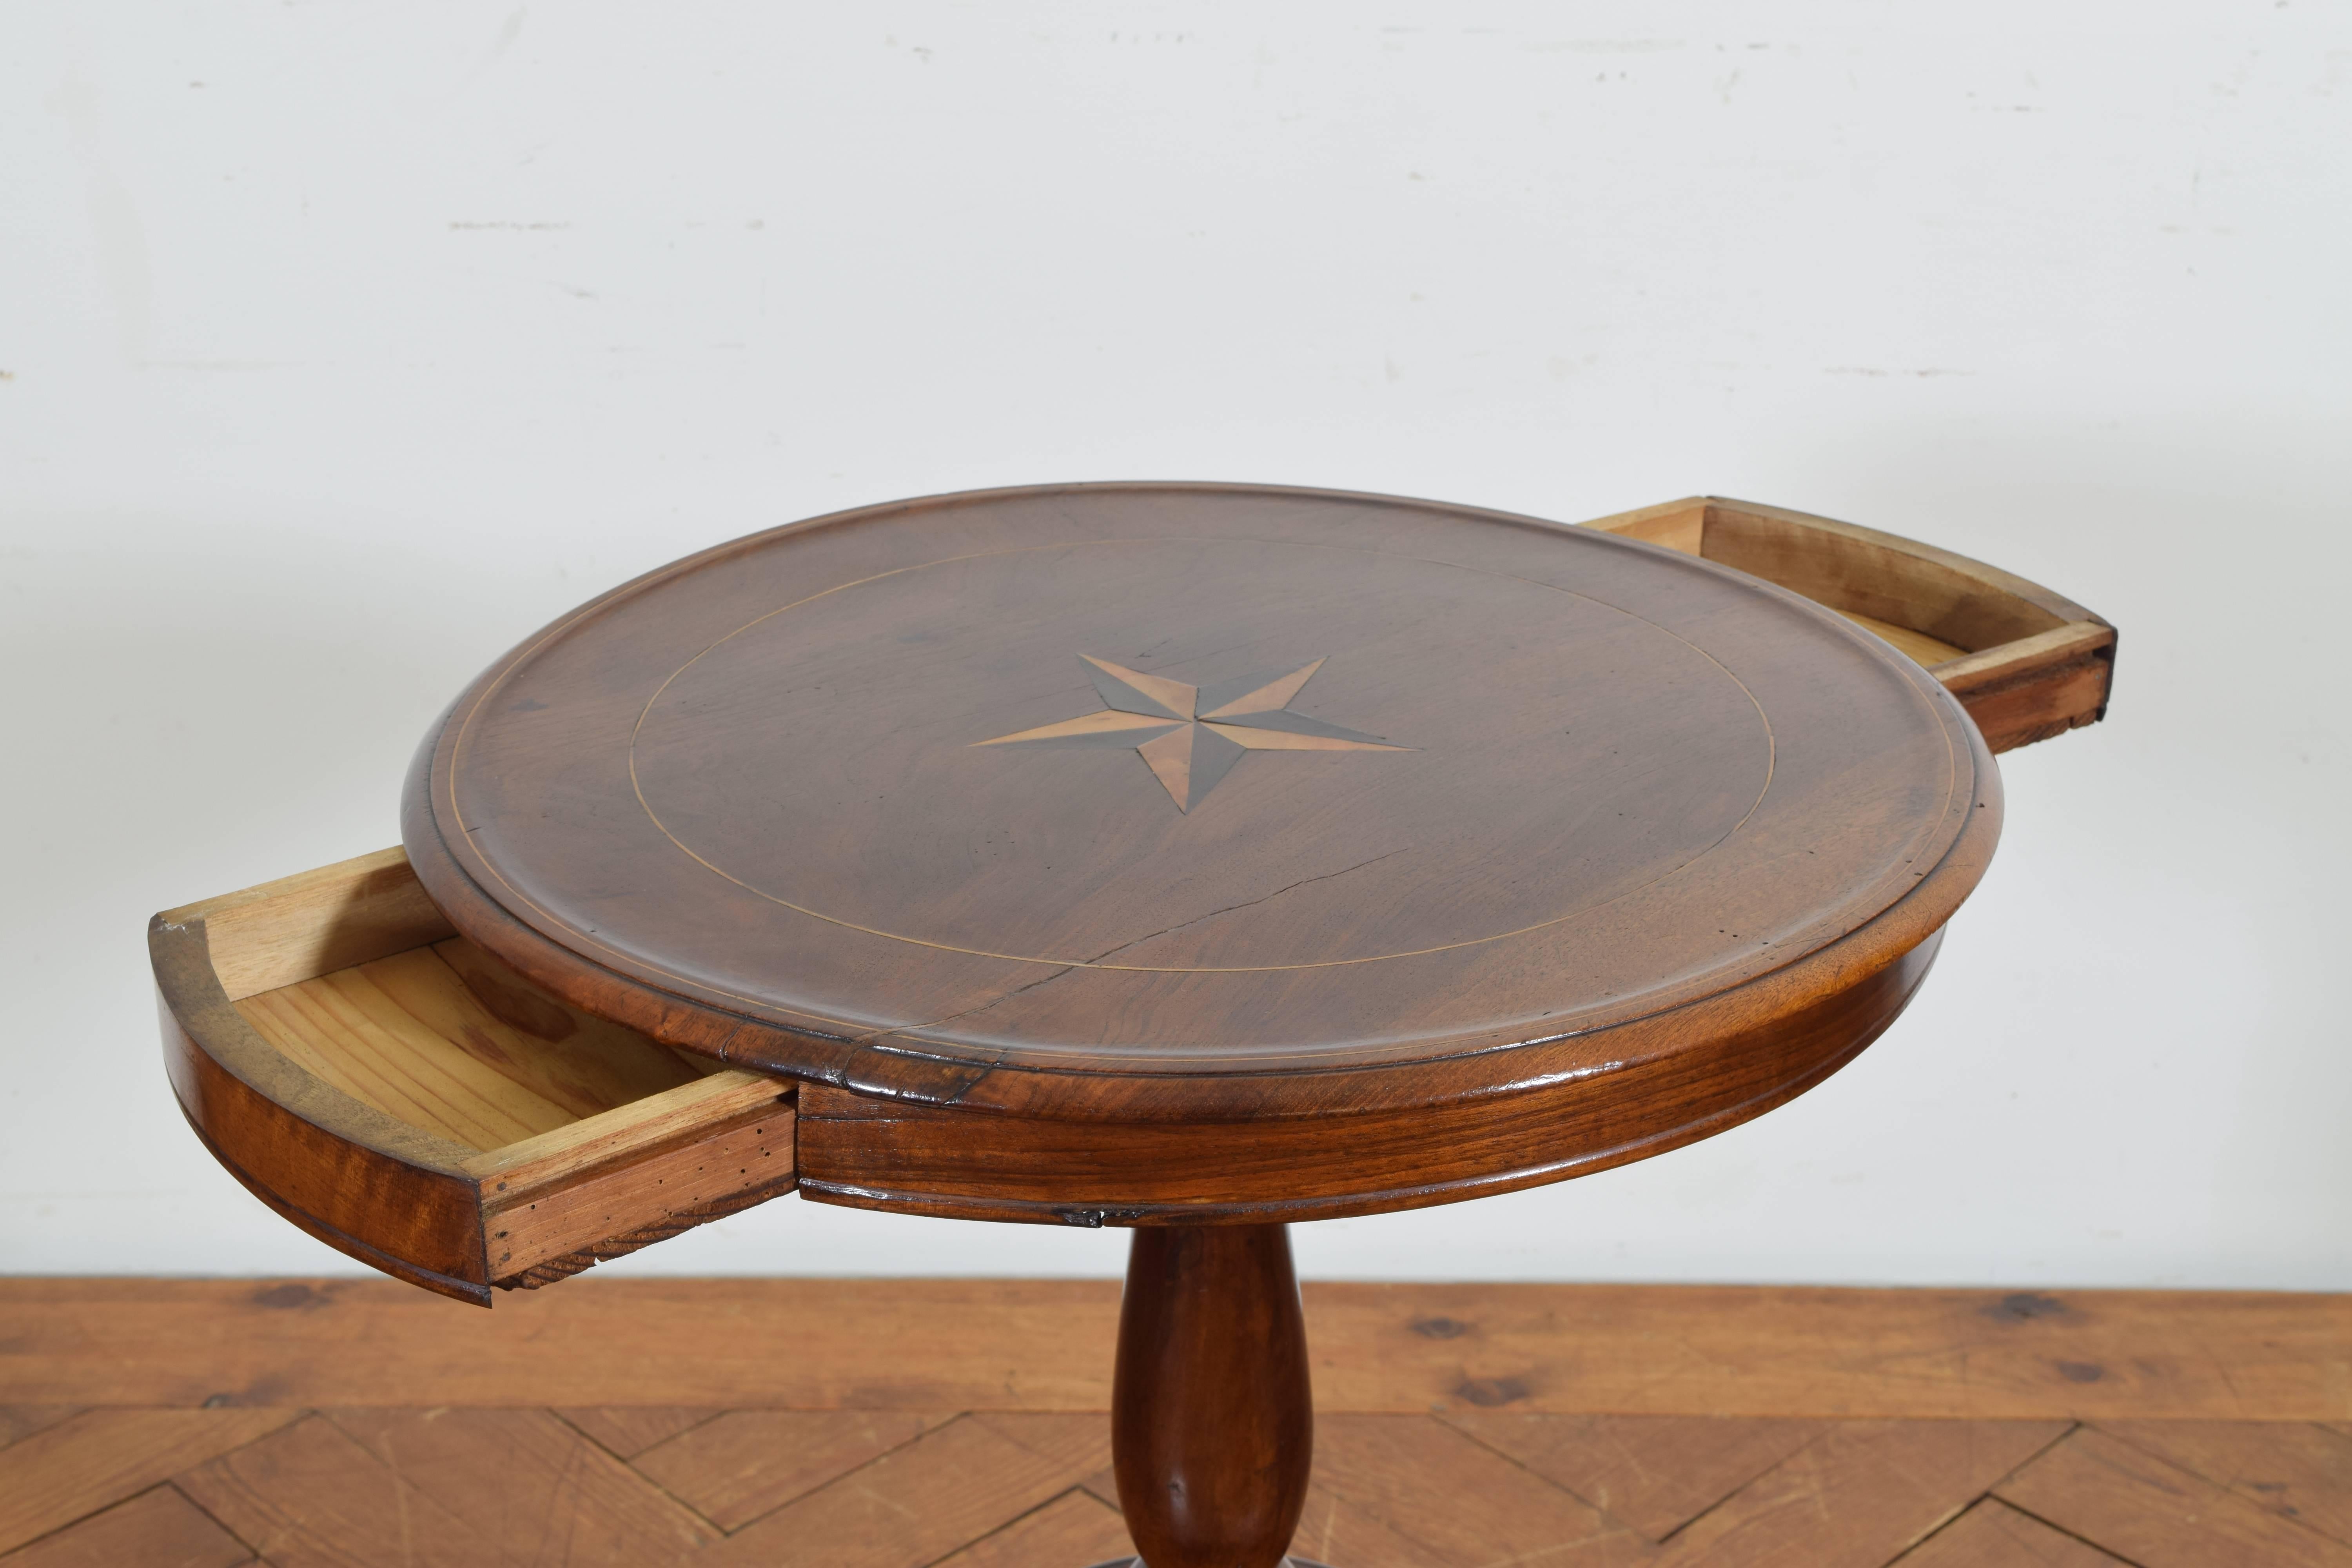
[974,655,1411,812]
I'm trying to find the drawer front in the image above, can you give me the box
[796,935,1941,1227]
[153,849,796,1307]
[162,993,490,1298]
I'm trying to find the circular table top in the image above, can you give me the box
[403,483,1999,1128]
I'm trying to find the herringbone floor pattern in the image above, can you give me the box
[7,1279,2350,1564]
[8,1403,2352,1565]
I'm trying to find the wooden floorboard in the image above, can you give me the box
[933,1490,1133,1568]
[554,1406,722,1461]
[687,1415,1098,1568]
[2094,1418,2352,1546]
[172,1415,497,1568]
[0,1280,2346,1567]
[6,1279,2345,1419]
[1654,1418,2069,1566]
[1437,1413,1829,1539]
[322,1406,717,1563]
[0,1488,253,1568]
[1899,1499,2130,1566]
[1310,1412,1656,1564]
[0,1410,82,1453]
[627,1409,954,1531]
[0,1409,301,1558]
[1996,1426,2352,1566]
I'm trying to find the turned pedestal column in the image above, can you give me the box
[1091,1224,1323,1568]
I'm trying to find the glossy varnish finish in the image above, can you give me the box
[793,930,1940,1225]
[1111,1227,1313,1568]
[151,851,795,1305]
[403,482,2000,1222]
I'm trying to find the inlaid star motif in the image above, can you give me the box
[974,655,1410,812]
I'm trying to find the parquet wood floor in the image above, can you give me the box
[4,1281,2348,1566]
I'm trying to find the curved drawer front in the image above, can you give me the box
[1584,496,2115,754]
[152,848,795,1307]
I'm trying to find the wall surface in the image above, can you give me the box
[3,2,2346,1289]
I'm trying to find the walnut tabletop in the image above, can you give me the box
[399,481,1999,1231]
[409,484,2004,1222]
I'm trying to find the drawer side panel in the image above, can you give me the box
[162,998,490,1303]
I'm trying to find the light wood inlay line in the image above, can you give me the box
[975,656,1410,812]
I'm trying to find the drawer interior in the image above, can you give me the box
[154,849,795,1305]
[1583,495,2116,753]
[236,933,726,1154]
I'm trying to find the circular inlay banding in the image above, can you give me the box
[623,536,1775,972]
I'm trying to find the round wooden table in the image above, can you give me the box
[401,482,2000,1568]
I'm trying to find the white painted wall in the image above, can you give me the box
[4,3,2345,1290]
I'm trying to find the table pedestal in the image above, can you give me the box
[1083,1223,1330,1568]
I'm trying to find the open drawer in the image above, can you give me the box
[1583,497,2116,753]
[151,848,796,1306]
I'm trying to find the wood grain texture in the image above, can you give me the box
[1699,500,2082,650]
[485,1182,792,1293]
[2095,1421,2352,1545]
[1309,1412,1654,1565]
[323,1406,716,1563]
[24,1412,2342,1568]
[1581,497,1708,557]
[935,1490,1135,1568]
[1285,1485,1453,1568]
[0,1409,300,1556]
[404,481,2000,1230]
[628,1410,949,1530]
[976,1412,1118,1488]
[0,1487,253,1568]
[1657,1419,2067,1566]
[9,1338,2350,1568]
[688,1415,1102,1568]
[466,1070,788,1202]
[231,938,707,1152]
[553,1406,719,1461]
[1997,1426,2352,1566]
[428,936,706,1112]
[174,1415,503,1568]
[1582,495,2115,754]
[153,854,798,1305]
[1439,1414,1828,1539]
[237,953,579,1151]
[8,1280,2345,1421]
[155,915,491,1302]
[1307,1283,2352,1423]
[1900,1499,2129,1566]
[476,1089,792,1281]
[169,847,456,1002]
[1838,610,1968,667]
[1935,621,2118,753]
[0,1408,82,1451]
[793,929,1939,1225]
[1113,1227,1312,1568]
